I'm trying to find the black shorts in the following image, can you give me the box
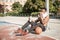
[31,22,46,32]
[22,21,46,32]
[37,23,46,31]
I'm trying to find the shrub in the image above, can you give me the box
[6,11,18,16]
[0,13,4,17]
[31,12,38,16]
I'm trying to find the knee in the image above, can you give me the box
[35,27,42,34]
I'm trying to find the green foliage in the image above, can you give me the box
[35,0,45,9]
[53,0,60,13]
[8,2,23,16]
[31,12,38,16]
[49,0,60,13]
[49,0,56,13]
[54,0,60,8]
[6,11,18,16]
[12,2,22,12]
[23,0,45,13]
[0,13,4,17]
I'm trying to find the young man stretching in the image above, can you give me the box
[15,8,49,35]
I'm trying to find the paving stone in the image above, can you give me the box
[0,26,55,40]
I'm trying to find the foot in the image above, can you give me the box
[15,28,29,36]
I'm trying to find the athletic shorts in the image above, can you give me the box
[31,22,46,32]
[22,21,46,32]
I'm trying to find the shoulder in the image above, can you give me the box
[43,12,49,18]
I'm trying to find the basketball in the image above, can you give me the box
[35,27,42,34]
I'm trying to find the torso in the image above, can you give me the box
[42,12,48,19]
[40,12,48,26]
[43,12,48,26]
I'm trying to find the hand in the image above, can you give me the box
[31,20,35,22]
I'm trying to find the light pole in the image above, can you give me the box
[3,1,6,16]
[45,0,50,29]
[45,0,49,14]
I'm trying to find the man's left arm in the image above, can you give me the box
[43,15,49,25]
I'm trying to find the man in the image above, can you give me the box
[15,8,49,35]
[35,8,49,32]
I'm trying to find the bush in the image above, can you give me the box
[6,11,18,16]
[18,12,31,16]
[0,13,4,17]
[31,12,38,16]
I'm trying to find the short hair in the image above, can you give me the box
[38,8,47,12]
[41,8,47,11]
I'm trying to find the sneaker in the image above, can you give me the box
[15,28,29,36]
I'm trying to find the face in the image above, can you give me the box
[41,9,46,13]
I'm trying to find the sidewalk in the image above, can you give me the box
[0,16,60,40]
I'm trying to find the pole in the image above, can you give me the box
[45,0,49,14]
[3,1,6,16]
[45,0,50,30]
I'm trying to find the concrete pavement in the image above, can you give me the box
[0,16,60,40]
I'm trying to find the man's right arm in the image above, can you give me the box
[35,18,40,23]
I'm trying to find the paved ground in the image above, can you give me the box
[0,25,55,40]
[0,16,60,40]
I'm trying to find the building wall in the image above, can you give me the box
[0,0,27,6]
[0,4,4,13]
[0,0,27,13]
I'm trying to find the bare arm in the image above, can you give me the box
[35,18,40,23]
[43,16,49,24]
[35,12,42,23]
[40,15,49,26]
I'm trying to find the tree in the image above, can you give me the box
[49,0,56,13]
[23,0,45,13]
[12,2,22,13]
[53,0,60,13]
[35,0,45,10]
[49,0,60,16]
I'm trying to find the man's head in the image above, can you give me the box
[41,8,47,13]
[38,8,47,17]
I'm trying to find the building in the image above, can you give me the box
[0,0,27,13]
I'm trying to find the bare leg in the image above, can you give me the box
[35,26,42,34]
[22,21,30,30]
